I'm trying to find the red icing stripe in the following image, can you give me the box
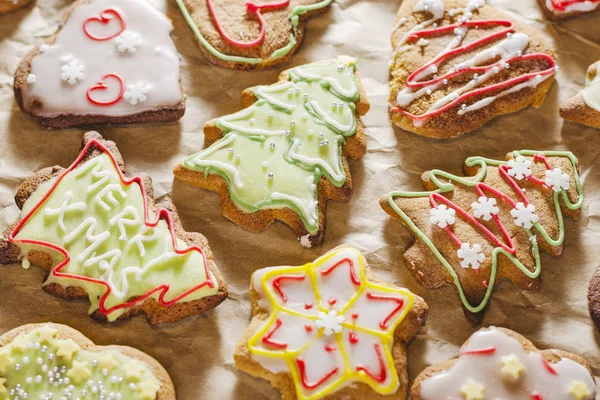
[262,318,288,349]
[296,357,338,390]
[531,393,543,400]
[9,139,215,316]
[365,293,404,330]
[272,275,306,303]
[83,8,126,41]
[460,346,496,356]
[542,358,558,375]
[207,0,290,49]
[320,257,361,285]
[357,343,387,383]
[551,0,600,11]
[87,74,125,107]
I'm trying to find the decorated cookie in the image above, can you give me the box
[538,0,600,19]
[174,57,369,247]
[0,323,174,400]
[176,0,331,69]
[380,151,583,323]
[389,0,557,138]
[0,132,227,324]
[411,327,597,400]
[588,266,600,330]
[235,245,428,399]
[14,0,185,129]
[0,0,32,14]
[560,61,600,129]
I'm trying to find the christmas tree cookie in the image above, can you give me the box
[380,150,583,323]
[174,56,370,247]
[561,61,600,129]
[0,132,227,325]
[176,0,332,69]
[411,327,596,400]
[389,0,557,138]
[14,0,185,128]
[0,323,175,400]
[538,0,600,19]
[235,245,428,399]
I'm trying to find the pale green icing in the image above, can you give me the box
[386,150,583,313]
[0,325,160,400]
[175,0,333,65]
[14,154,218,321]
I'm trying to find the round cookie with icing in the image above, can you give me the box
[173,56,370,247]
[0,0,32,14]
[176,0,332,69]
[14,0,185,129]
[0,131,227,325]
[234,245,428,400]
[380,150,583,324]
[411,327,597,400]
[538,0,600,19]
[560,60,600,129]
[0,323,174,400]
[389,0,557,138]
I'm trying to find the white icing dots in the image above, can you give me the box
[124,82,151,105]
[429,204,456,228]
[26,74,36,84]
[510,202,539,229]
[544,167,570,192]
[457,243,485,270]
[507,155,533,180]
[60,58,85,84]
[115,30,144,53]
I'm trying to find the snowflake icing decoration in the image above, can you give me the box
[60,59,85,85]
[457,243,485,270]
[124,82,151,106]
[510,202,539,229]
[115,31,144,53]
[430,204,456,228]
[471,196,500,221]
[506,155,532,180]
[544,168,570,192]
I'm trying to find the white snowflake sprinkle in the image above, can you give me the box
[26,74,36,84]
[123,82,151,105]
[60,59,85,84]
[506,155,532,180]
[299,234,312,248]
[471,196,499,221]
[544,168,570,192]
[115,31,143,53]
[510,202,539,229]
[429,204,456,228]
[315,310,345,336]
[457,243,485,270]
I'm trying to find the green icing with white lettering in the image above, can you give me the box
[183,57,361,234]
[14,153,218,321]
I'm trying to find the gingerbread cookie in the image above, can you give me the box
[381,151,583,324]
[389,0,557,138]
[176,0,331,69]
[0,323,174,399]
[411,327,596,400]
[0,132,227,325]
[538,0,600,19]
[560,61,600,129]
[14,0,185,129]
[235,245,428,399]
[174,56,369,247]
[0,0,32,14]
[588,266,600,330]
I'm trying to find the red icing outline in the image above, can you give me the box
[207,0,290,49]
[365,293,404,330]
[349,332,359,344]
[272,275,306,303]
[86,74,125,107]
[83,8,126,41]
[262,318,288,349]
[550,0,600,11]
[391,19,556,124]
[296,357,338,389]
[9,139,215,317]
[460,346,496,356]
[356,343,387,383]
[542,358,558,375]
[531,394,543,400]
[320,257,361,285]
[324,344,337,352]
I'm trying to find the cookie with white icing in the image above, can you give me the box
[235,245,428,399]
[538,0,600,19]
[14,0,185,129]
[0,132,227,325]
[560,61,600,129]
[0,0,32,14]
[390,0,557,138]
[176,0,332,70]
[173,56,369,247]
[0,323,175,399]
[381,150,583,324]
[411,327,596,400]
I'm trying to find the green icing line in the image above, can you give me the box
[175,0,333,65]
[386,150,583,313]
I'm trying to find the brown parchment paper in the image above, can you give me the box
[0,0,599,398]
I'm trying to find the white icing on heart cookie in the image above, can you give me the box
[22,0,182,118]
[583,63,600,112]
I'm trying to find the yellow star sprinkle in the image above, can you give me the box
[10,334,30,352]
[124,361,145,381]
[0,351,13,373]
[569,380,592,400]
[56,339,79,361]
[138,379,161,400]
[36,325,57,343]
[97,354,118,372]
[461,380,485,400]
[501,354,525,380]
[0,378,6,393]
[67,360,91,384]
